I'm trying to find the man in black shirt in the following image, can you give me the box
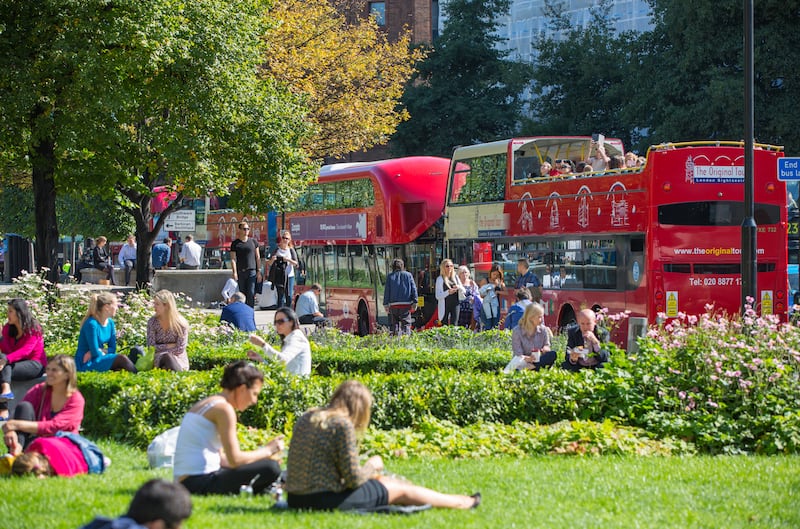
[230,222,261,307]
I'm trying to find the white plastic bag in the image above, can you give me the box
[221,278,238,301]
[257,281,278,308]
[503,355,528,373]
[147,426,181,469]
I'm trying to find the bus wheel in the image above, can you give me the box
[357,303,370,336]
[559,305,576,333]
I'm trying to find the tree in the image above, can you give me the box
[261,0,423,160]
[391,0,533,157]
[0,185,133,241]
[526,0,800,154]
[632,0,800,153]
[0,0,314,284]
[525,0,645,148]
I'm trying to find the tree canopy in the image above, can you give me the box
[527,0,800,154]
[391,0,533,157]
[0,0,315,281]
[262,0,423,160]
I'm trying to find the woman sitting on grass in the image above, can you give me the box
[75,292,137,373]
[173,361,284,495]
[510,303,556,371]
[147,290,189,371]
[2,355,84,455]
[285,380,480,511]
[0,298,47,420]
[247,307,311,376]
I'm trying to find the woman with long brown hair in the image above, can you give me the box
[0,298,46,420]
[173,361,284,495]
[2,355,84,455]
[285,380,480,511]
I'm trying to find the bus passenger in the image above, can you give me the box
[435,259,463,326]
[586,142,610,171]
[561,309,610,372]
[510,303,556,370]
[382,259,418,336]
[515,258,540,290]
[540,161,558,178]
[554,159,575,178]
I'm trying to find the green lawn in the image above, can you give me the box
[3,441,798,529]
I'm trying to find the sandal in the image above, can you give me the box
[470,492,481,509]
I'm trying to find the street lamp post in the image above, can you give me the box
[741,0,757,310]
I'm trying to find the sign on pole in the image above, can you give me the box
[163,210,196,231]
[777,158,800,181]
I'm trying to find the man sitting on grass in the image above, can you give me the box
[80,478,192,529]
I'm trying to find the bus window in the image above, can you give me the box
[451,153,507,204]
[350,245,372,288]
[659,201,781,226]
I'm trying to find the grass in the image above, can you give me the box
[2,441,798,529]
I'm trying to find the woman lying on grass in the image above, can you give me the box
[285,380,481,511]
[173,361,284,495]
[9,433,107,477]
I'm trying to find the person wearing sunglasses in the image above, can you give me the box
[247,308,311,376]
[230,223,261,308]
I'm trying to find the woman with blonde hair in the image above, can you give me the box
[286,380,480,511]
[75,292,137,373]
[147,290,190,371]
[510,303,556,370]
[2,355,84,455]
[456,266,479,329]
[435,259,463,326]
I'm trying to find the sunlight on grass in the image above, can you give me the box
[1,442,798,529]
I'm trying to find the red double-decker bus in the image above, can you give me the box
[445,137,788,348]
[286,156,451,334]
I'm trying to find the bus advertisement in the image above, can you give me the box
[285,156,451,335]
[444,138,788,348]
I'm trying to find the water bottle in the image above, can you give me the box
[240,473,260,496]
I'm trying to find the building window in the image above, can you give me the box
[369,2,386,26]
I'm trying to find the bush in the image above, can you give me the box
[588,306,800,453]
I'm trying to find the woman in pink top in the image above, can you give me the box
[11,436,89,477]
[0,299,47,420]
[2,355,84,455]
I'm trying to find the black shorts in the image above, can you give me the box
[287,479,389,511]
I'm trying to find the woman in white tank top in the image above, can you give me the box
[173,361,284,495]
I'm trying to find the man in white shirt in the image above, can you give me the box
[117,234,137,286]
[295,283,330,327]
[179,234,203,270]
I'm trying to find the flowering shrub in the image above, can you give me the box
[595,304,800,453]
[6,271,246,348]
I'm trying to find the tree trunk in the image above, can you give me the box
[132,194,156,289]
[31,136,59,283]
